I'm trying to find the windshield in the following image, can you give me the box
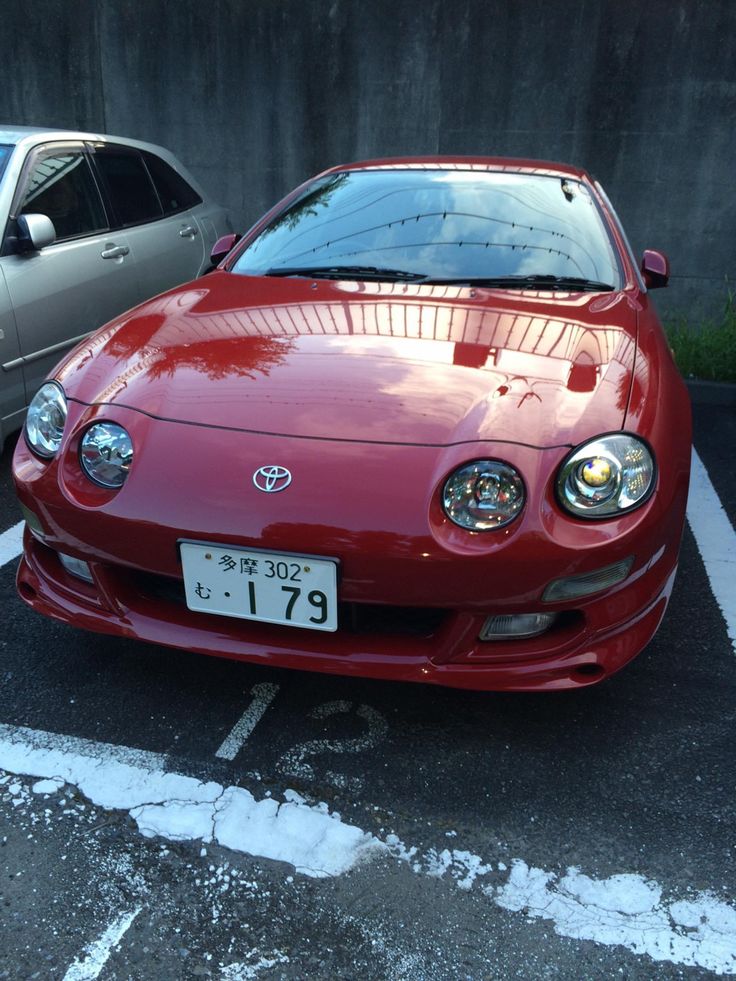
[0,145,12,184]
[232,169,622,288]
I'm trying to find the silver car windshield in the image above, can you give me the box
[232,169,622,288]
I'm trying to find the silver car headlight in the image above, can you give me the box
[557,434,655,518]
[25,382,67,458]
[80,423,134,488]
[443,460,525,530]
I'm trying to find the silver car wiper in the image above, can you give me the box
[422,274,616,291]
[264,264,428,282]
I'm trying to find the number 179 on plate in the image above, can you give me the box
[180,542,338,632]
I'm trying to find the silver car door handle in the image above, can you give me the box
[179,225,198,238]
[100,245,130,259]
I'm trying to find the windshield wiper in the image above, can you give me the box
[264,264,428,282]
[264,267,616,291]
[423,274,616,291]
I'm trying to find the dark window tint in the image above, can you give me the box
[20,152,107,240]
[95,150,163,225]
[143,152,201,213]
[233,169,621,287]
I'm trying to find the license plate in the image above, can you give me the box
[180,542,338,632]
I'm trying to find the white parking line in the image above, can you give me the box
[0,521,23,568]
[0,722,377,878]
[687,448,736,653]
[62,907,141,981]
[3,722,736,974]
[215,683,280,760]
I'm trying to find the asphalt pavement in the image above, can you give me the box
[0,402,735,980]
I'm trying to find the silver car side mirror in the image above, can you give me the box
[17,213,56,251]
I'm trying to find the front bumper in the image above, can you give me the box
[13,399,689,691]
[17,528,676,691]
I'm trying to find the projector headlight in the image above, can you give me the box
[443,460,525,530]
[80,423,133,488]
[557,434,655,518]
[25,382,67,458]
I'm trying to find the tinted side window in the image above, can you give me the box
[95,150,163,226]
[143,152,201,213]
[20,152,107,240]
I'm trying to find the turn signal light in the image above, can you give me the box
[542,556,634,603]
[20,503,45,541]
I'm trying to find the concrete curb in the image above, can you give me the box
[686,379,736,407]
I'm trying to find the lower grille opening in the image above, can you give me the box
[131,571,447,638]
[337,602,447,638]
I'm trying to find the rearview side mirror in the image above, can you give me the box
[210,233,241,267]
[17,213,56,252]
[641,249,669,289]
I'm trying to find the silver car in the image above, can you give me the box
[0,126,231,452]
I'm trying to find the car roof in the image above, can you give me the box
[0,125,169,158]
[316,156,590,181]
[0,125,63,144]
[0,125,208,202]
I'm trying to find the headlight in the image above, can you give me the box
[80,423,133,488]
[557,434,654,518]
[25,382,67,458]
[443,460,525,530]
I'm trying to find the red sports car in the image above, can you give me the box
[12,158,691,690]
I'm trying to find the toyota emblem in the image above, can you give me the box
[253,465,292,493]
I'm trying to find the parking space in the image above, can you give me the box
[1,405,736,979]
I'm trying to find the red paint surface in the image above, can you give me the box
[12,157,692,690]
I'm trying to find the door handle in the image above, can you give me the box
[100,245,130,259]
[179,225,198,238]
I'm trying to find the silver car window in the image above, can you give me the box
[0,145,11,182]
[143,151,201,215]
[94,150,163,227]
[20,152,107,241]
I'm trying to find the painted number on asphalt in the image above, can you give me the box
[277,700,389,792]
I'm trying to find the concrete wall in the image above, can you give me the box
[2,0,734,319]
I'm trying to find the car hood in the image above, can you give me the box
[55,273,639,449]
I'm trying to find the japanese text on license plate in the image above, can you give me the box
[180,543,338,633]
